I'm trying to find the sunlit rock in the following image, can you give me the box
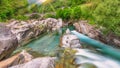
[73,20,100,38]
[7,18,63,45]
[0,24,18,61]
[0,50,33,68]
[10,57,56,68]
[61,29,81,48]
[73,20,120,47]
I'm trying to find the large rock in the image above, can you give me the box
[0,50,33,68]
[73,21,103,40]
[60,29,81,48]
[73,21,120,47]
[10,57,56,68]
[0,24,18,60]
[7,18,62,45]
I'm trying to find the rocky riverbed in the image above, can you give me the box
[0,18,120,68]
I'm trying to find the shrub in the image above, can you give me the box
[56,6,91,20]
[0,0,27,22]
[93,0,120,36]
[56,8,71,20]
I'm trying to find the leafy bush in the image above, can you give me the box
[56,8,71,20]
[71,6,81,19]
[56,5,91,20]
[68,0,87,6]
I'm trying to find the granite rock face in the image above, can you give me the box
[0,24,18,61]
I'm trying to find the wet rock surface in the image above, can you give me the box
[9,57,56,68]
[0,24,18,61]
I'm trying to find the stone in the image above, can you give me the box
[0,50,33,68]
[7,18,63,45]
[73,21,99,39]
[60,29,81,48]
[73,21,120,47]
[0,24,18,61]
[9,57,56,68]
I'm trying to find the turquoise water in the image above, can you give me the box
[14,26,74,56]
[13,26,120,68]
[13,32,61,57]
[26,32,60,56]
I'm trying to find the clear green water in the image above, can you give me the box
[14,32,61,57]
[26,32,60,56]
[13,26,120,68]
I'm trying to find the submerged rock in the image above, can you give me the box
[0,24,18,60]
[10,57,56,68]
[0,50,33,68]
[60,29,81,48]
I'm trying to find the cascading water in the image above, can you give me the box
[14,27,120,68]
[74,49,120,68]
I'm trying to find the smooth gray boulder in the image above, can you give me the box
[0,24,18,60]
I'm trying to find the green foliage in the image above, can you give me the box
[68,0,87,6]
[56,8,71,20]
[44,13,55,18]
[71,6,81,19]
[0,0,28,21]
[56,5,91,20]
[0,0,14,21]
[93,0,120,36]
[0,0,87,21]
[15,15,29,20]
[0,0,119,36]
